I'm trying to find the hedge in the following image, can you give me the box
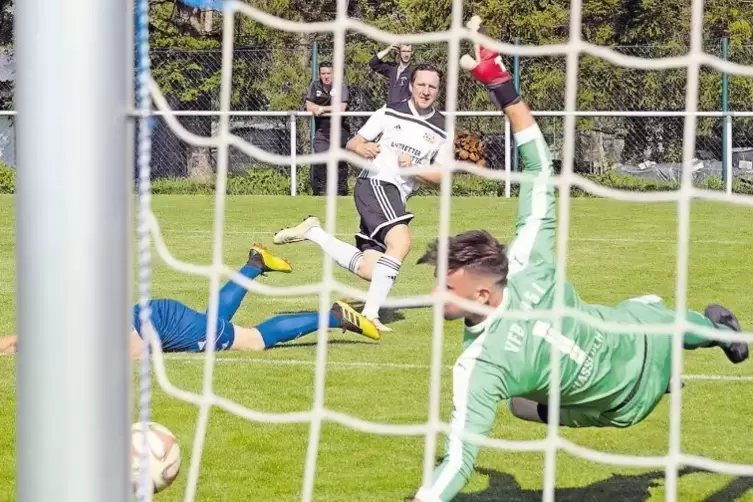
[146,167,753,197]
[1,163,751,197]
[0,163,14,193]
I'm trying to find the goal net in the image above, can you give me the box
[133,0,753,501]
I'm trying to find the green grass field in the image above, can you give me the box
[1,194,753,501]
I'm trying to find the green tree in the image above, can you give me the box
[0,0,11,47]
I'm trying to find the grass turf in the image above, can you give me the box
[0,194,752,501]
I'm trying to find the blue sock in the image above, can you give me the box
[257,311,340,349]
[212,264,262,321]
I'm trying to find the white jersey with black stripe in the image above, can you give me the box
[356,100,453,202]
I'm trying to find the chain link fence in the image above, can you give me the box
[1,42,752,184]
[138,40,753,181]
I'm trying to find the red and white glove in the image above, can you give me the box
[460,15,519,108]
[461,48,511,88]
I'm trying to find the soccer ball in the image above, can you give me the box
[130,421,181,494]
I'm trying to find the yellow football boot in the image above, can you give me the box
[248,244,292,274]
[332,301,381,341]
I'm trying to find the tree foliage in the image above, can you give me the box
[0,0,11,47]
[146,0,753,113]
[138,0,753,170]
[8,0,748,169]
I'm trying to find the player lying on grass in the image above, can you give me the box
[411,17,749,502]
[0,246,379,358]
[273,63,454,332]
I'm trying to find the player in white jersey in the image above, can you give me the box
[273,63,454,331]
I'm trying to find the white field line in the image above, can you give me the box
[0,227,753,246]
[0,354,748,383]
[146,229,753,246]
[159,354,753,382]
[0,228,750,245]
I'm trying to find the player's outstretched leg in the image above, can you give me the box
[683,304,748,364]
[273,216,369,280]
[214,245,292,321]
[274,216,405,332]
[231,300,380,351]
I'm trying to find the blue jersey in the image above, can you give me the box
[132,299,235,352]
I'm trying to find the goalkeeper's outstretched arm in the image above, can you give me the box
[461,17,557,273]
[413,355,508,502]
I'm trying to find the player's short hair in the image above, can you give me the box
[417,230,509,287]
[410,63,443,83]
[319,61,333,70]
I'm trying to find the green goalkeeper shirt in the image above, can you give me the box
[416,125,648,502]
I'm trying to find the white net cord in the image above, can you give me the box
[135,0,155,498]
[665,0,706,498]
[136,1,753,501]
[300,0,347,498]
[181,4,236,500]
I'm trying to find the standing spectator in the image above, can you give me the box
[305,61,351,196]
[369,43,415,106]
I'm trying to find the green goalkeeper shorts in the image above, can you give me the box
[557,297,674,429]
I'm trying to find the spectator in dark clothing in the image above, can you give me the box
[305,61,351,196]
[368,43,415,106]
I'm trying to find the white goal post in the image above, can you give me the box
[15,0,132,501]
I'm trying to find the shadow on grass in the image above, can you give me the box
[405,466,753,501]
[270,339,375,349]
[277,301,411,327]
[331,300,410,326]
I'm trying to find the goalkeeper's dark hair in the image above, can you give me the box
[319,61,333,69]
[411,63,443,83]
[417,230,509,287]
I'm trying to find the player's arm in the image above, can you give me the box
[306,101,347,115]
[346,106,385,159]
[369,44,397,75]
[410,138,453,185]
[305,83,348,116]
[413,353,509,502]
[303,82,323,116]
[461,16,556,273]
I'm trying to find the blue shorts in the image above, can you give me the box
[132,299,235,352]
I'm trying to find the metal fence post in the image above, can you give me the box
[310,42,318,170]
[290,113,297,196]
[504,116,511,198]
[725,114,733,194]
[721,37,732,194]
[512,37,520,173]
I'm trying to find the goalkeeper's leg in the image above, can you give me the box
[509,398,609,428]
[622,296,748,364]
[684,304,748,363]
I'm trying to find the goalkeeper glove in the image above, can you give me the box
[460,15,521,110]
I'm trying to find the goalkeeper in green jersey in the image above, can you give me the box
[412,17,749,502]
